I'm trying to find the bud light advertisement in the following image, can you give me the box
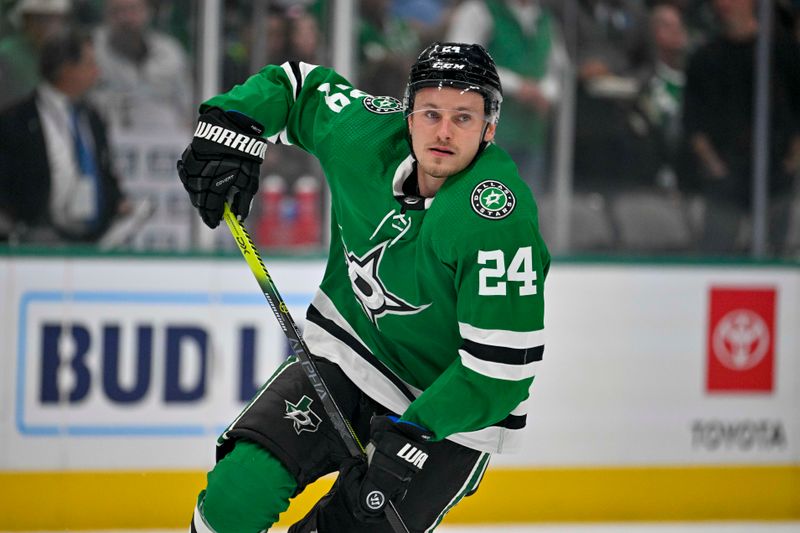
[15,287,312,437]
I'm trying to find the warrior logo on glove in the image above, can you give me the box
[177,107,266,228]
[193,120,267,159]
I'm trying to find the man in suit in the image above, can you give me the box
[0,28,128,243]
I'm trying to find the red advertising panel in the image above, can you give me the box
[707,287,776,393]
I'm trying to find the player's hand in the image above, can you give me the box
[177,107,266,228]
[340,415,432,523]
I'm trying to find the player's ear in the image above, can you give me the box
[483,123,496,143]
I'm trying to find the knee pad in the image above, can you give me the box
[194,439,297,532]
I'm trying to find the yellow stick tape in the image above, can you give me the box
[0,466,797,530]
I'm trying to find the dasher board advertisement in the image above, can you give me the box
[0,258,798,471]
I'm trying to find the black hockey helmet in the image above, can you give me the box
[403,42,503,124]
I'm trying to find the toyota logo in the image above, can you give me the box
[712,309,770,371]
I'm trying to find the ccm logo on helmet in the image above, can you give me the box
[193,121,267,159]
[431,61,465,70]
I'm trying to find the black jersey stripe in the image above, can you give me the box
[494,413,527,430]
[307,305,417,403]
[307,306,528,433]
[288,61,303,99]
[461,339,544,366]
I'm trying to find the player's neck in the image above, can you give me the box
[416,168,446,198]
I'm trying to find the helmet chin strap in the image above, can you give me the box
[472,121,492,167]
[478,121,490,151]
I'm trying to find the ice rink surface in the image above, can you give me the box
[430,525,800,533]
[9,524,800,533]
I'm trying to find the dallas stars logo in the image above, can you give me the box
[345,240,430,324]
[284,395,322,435]
[363,95,402,114]
[471,180,516,220]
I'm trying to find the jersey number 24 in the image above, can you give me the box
[478,247,537,296]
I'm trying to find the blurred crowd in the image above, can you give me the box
[1,0,799,257]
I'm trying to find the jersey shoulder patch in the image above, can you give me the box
[470,179,516,220]
[363,95,403,114]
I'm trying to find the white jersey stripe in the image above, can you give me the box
[192,503,216,533]
[306,290,528,454]
[509,382,536,416]
[459,321,544,349]
[297,61,318,83]
[280,63,297,100]
[307,290,422,403]
[311,290,382,359]
[303,320,417,414]
[279,61,319,102]
[459,348,539,380]
[266,128,293,146]
[274,60,318,146]
[449,424,523,453]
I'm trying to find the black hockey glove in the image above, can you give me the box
[340,415,433,523]
[177,107,266,228]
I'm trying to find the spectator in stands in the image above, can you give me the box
[358,0,420,98]
[682,0,800,255]
[91,0,191,131]
[258,4,324,181]
[218,2,326,249]
[0,28,129,244]
[652,0,718,48]
[0,0,71,111]
[391,0,455,43]
[71,0,103,27]
[287,7,321,64]
[631,2,689,190]
[562,0,655,192]
[572,0,653,84]
[260,4,326,249]
[446,0,567,196]
[222,5,289,91]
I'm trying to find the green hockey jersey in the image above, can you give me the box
[203,61,550,454]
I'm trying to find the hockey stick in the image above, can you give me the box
[222,203,410,533]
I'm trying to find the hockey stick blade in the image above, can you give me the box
[222,204,410,533]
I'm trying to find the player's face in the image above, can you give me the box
[408,87,496,191]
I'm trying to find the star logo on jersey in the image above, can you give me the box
[363,95,403,114]
[471,180,516,220]
[284,395,322,435]
[345,240,430,324]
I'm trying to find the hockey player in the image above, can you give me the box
[177,42,549,532]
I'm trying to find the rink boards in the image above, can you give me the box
[0,254,798,529]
